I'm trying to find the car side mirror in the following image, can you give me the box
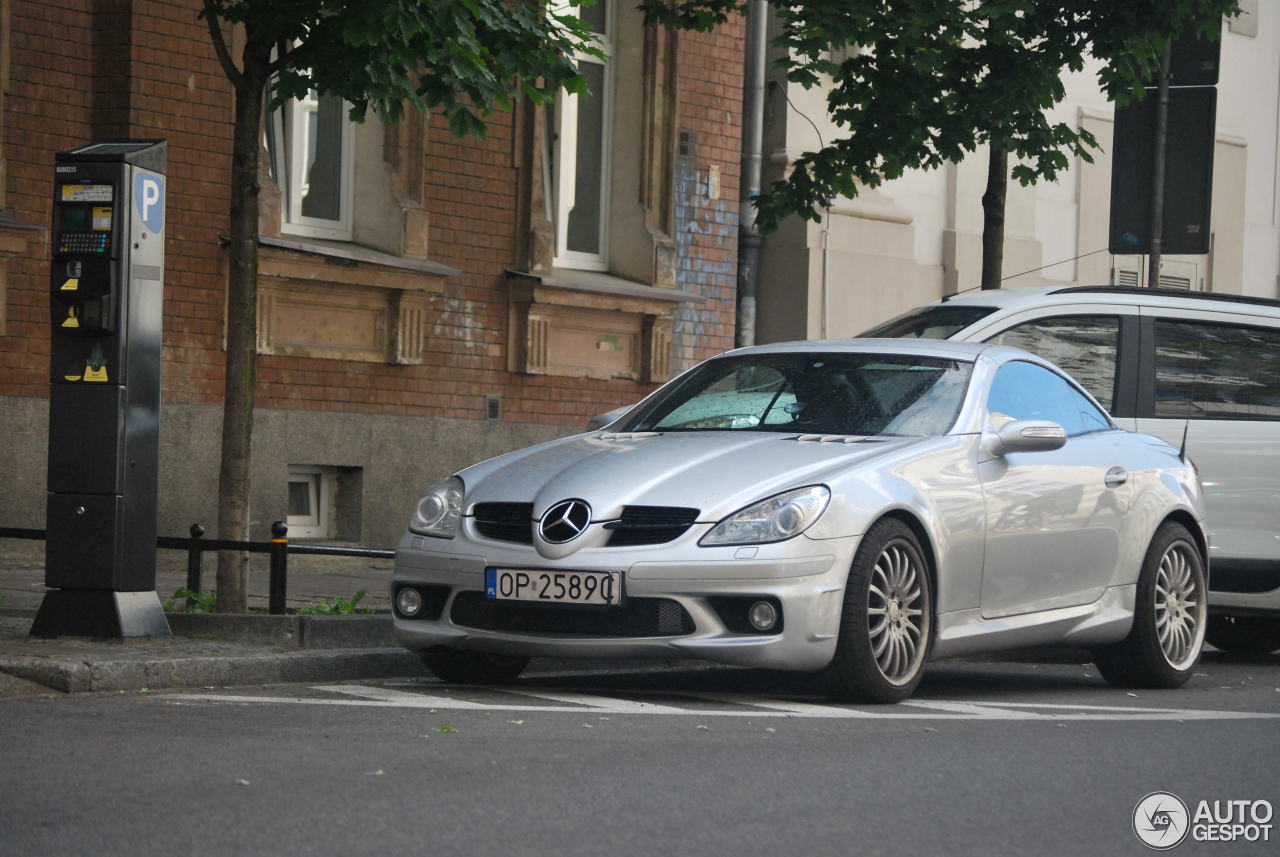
[982,419,1068,458]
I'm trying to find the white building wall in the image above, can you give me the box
[758,9,1280,340]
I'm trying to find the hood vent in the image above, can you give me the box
[595,432,661,441]
[791,434,883,444]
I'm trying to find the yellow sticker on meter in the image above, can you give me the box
[92,206,112,231]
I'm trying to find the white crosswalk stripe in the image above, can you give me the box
[166,683,1280,722]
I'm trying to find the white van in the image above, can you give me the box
[865,285,1280,654]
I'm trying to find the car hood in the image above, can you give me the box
[460,430,922,522]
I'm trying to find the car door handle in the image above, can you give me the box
[1104,467,1129,488]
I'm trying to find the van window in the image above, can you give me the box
[985,316,1119,410]
[862,305,997,339]
[1154,320,1280,419]
[987,361,1110,437]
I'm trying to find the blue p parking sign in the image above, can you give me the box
[134,171,163,234]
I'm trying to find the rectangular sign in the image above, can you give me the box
[485,567,622,606]
[61,184,114,203]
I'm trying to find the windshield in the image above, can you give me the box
[622,352,973,436]
[861,304,997,339]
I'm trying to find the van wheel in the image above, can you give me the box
[420,649,530,684]
[825,518,932,704]
[1206,615,1280,655]
[1093,522,1206,688]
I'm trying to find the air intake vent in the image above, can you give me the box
[450,592,694,637]
[472,502,534,544]
[604,506,699,546]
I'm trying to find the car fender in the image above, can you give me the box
[805,434,986,614]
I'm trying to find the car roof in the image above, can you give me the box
[726,337,1006,362]
[931,284,1280,313]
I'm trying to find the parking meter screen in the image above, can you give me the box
[60,207,90,231]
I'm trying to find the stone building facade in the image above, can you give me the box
[0,0,744,546]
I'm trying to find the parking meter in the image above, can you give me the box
[32,141,170,638]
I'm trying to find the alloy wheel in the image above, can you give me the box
[1154,541,1204,671]
[867,539,929,685]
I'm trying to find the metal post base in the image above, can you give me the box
[30,590,172,638]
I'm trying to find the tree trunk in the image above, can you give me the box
[215,40,271,613]
[980,146,1007,291]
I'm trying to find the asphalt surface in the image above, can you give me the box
[3,656,1277,857]
[3,535,1278,856]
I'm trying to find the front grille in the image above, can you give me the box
[450,591,694,637]
[604,506,700,547]
[472,502,534,544]
[471,502,698,547]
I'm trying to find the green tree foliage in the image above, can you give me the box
[641,0,1238,234]
[202,0,597,135]
[199,1,598,611]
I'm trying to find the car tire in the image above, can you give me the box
[1093,522,1206,689]
[419,649,531,684]
[1206,615,1280,655]
[824,518,933,704]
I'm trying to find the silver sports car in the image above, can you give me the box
[392,340,1207,702]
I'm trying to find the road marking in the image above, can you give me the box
[903,700,1052,719]
[497,688,688,714]
[166,684,1280,722]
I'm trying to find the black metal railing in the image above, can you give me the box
[0,522,394,615]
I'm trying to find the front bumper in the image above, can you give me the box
[391,531,861,672]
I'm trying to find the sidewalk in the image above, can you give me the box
[0,538,426,697]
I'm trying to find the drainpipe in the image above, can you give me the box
[737,0,767,348]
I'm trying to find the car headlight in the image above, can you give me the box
[408,476,464,538]
[700,486,831,546]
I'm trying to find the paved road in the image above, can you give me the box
[4,653,1278,857]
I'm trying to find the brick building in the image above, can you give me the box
[0,0,744,546]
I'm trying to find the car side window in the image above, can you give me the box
[987,361,1093,436]
[985,315,1120,410]
[1067,383,1111,434]
[1154,320,1280,420]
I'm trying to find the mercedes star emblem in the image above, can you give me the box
[538,499,592,544]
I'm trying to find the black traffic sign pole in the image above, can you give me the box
[1147,38,1173,287]
[32,140,170,638]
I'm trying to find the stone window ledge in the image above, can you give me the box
[260,234,458,283]
[0,214,43,254]
[508,267,704,307]
[250,236,457,366]
[507,268,701,383]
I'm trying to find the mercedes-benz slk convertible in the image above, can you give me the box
[392,340,1207,702]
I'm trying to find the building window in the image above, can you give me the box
[287,466,334,539]
[267,90,355,240]
[549,0,613,270]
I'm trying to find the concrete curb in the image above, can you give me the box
[165,612,396,649]
[0,648,426,694]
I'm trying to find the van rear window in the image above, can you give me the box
[1154,320,1280,420]
[861,305,997,340]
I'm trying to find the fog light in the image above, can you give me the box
[396,587,423,617]
[748,600,777,631]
